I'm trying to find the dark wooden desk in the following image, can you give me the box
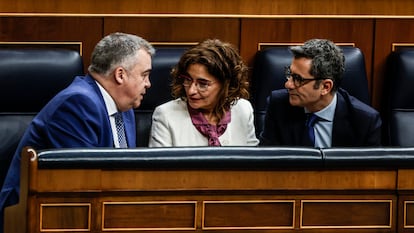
[6,147,414,233]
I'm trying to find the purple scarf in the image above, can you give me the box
[188,105,231,146]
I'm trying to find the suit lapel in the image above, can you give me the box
[332,92,354,146]
[289,108,310,146]
[123,110,136,147]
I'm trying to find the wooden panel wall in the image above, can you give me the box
[1,0,414,118]
[1,0,414,15]
[103,17,240,46]
[0,17,102,71]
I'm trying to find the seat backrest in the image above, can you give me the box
[135,47,187,147]
[251,46,370,135]
[0,48,83,188]
[385,49,414,146]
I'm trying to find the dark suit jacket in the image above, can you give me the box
[259,88,382,147]
[0,74,136,218]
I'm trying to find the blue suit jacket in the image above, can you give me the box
[0,75,136,231]
[259,88,382,147]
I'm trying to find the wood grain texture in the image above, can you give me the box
[7,149,410,233]
[1,0,414,15]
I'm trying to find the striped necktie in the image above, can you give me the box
[114,112,128,148]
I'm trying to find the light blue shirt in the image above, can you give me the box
[305,93,337,148]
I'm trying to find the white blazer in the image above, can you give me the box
[149,98,259,147]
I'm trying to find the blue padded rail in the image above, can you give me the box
[36,147,323,170]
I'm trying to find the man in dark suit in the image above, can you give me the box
[0,32,155,231]
[259,39,381,147]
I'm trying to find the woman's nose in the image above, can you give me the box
[187,82,198,94]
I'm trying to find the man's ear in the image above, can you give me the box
[114,67,125,84]
[321,79,334,95]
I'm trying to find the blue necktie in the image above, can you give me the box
[306,113,319,146]
[114,112,127,148]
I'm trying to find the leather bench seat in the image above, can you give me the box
[385,49,414,146]
[0,49,84,188]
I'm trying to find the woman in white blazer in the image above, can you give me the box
[149,39,259,147]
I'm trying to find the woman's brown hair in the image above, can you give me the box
[170,39,250,121]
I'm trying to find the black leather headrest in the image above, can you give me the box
[251,47,292,114]
[385,49,414,146]
[340,47,370,104]
[36,147,323,170]
[0,49,84,112]
[138,47,188,111]
[133,47,188,147]
[388,50,414,109]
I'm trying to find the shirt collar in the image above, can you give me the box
[305,93,337,122]
[96,81,118,116]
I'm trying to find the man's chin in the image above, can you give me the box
[133,101,142,109]
[289,96,298,106]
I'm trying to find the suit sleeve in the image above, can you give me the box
[365,110,382,146]
[259,94,281,146]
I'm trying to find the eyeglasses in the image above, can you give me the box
[179,74,215,92]
[284,66,325,87]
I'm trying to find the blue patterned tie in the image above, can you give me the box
[306,113,319,146]
[114,112,127,148]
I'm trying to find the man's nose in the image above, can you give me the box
[285,77,294,89]
[145,78,151,88]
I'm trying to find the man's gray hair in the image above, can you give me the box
[88,32,155,76]
[290,39,345,91]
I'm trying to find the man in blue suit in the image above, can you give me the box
[0,32,155,232]
[259,39,382,148]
